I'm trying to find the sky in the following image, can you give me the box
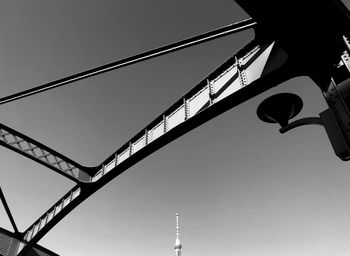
[1,1,350,256]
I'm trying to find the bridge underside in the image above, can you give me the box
[235,0,350,89]
[0,228,58,256]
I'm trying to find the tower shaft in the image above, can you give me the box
[174,213,182,256]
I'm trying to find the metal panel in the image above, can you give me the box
[18,242,25,253]
[47,210,54,223]
[118,148,130,164]
[27,229,33,241]
[168,105,185,130]
[92,170,103,182]
[55,204,62,215]
[188,86,210,117]
[33,224,39,237]
[72,188,80,200]
[39,218,46,230]
[96,170,103,180]
[23,232,28,241]
[215,75,241,102]
[133,135,145,154]
[105,160,115,174]
[212,66,237,97]
[152,121,165,141]
[63,197,70,208]
[245,43,274,84]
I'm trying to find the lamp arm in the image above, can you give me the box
[279,117,324,134]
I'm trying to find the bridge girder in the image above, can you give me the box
[2,1,350,255]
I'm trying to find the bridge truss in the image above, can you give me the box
[1,0,350,255]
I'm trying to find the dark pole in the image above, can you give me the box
[0,187,19,234]
[0,18,256,105]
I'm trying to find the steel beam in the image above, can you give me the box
[18,37,296,256]
[0,19,256,105]
[0,187,19,235]
[0,123,93,183]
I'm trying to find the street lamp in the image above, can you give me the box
[257,79,350,161]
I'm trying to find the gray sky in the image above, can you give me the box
[1,1,350,256]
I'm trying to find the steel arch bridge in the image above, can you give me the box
[1,0,350,255]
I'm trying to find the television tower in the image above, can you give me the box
[174,212,182,256]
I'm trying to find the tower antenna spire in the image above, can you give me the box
[174,212,182,256]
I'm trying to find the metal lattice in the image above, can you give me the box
[0,124,91,183]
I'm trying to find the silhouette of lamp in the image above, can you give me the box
[257,93,323,133]
[257,92,350,161]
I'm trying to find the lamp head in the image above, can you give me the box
[257,93,303,127]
